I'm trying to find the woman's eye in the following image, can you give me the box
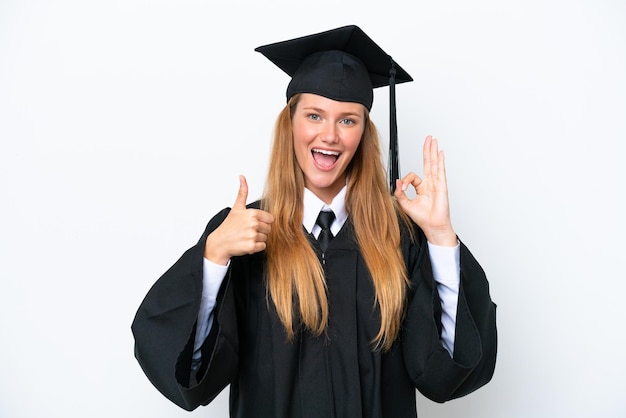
[341,118,355,125]
[308,114,320,121]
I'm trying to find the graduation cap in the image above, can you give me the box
[255,25,413,193]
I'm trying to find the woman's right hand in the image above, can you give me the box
[204,175,274,265]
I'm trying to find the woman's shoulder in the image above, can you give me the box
[247,199,262,210]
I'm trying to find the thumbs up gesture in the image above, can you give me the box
[204,176,275,265]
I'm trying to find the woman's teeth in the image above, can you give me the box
[312,149,340,167]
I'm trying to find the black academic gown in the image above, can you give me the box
[132,203,497,418]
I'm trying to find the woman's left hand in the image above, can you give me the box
[394,136,458,247]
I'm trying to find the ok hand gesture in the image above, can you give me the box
[394,136,458,247]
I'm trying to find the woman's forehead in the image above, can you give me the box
[296,93,367,114]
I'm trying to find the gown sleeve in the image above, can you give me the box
[401,228,497,403]
[131,207,239,411]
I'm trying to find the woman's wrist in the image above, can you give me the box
[424,228,458,247]
[204,233,230,266]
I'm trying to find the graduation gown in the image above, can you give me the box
[132,203,497,417]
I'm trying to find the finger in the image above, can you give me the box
[242,240,266,256]
[394,178,418,208]
[396,172,422,192]
[430,137,439,180]
[423,136,433,178]
[232,175,249,210]
[438,150,447,183]
[255,231,269,243]
[399,172,422,191]
[255,210,275,225]
[255,220,273,235]
[394,179,409,205]
[398,173,410,192]
[252,242,267,253]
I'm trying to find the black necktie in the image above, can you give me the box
[316,210,335,252]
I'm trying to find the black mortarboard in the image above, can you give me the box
[255,25,413,193]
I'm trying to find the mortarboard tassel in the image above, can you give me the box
[388,59,399,194]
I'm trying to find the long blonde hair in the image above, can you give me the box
[262,95,410,351]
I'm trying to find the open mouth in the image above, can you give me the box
[312,148,340,169]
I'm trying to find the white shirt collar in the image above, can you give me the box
[303,185,348,237]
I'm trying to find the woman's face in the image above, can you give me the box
[292,93,366,203]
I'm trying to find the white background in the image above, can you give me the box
[1,0,625,417]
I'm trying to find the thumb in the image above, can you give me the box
[232,175,248,210]
[394,179,410,208]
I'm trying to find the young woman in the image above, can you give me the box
[132,25,497,418]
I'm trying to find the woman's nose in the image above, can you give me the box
[320,123,339,143]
